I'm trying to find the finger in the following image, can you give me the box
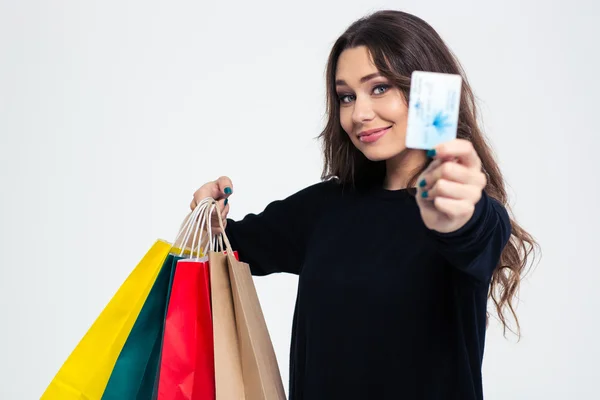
[416,159,443,187]
[219,199,230,223]
[416,159,443,199]
[419,161,485,190]
[190,193,214,211]
[221,202,229,219]
[192,185,215,210]
[431,139,481,169]
[215,176,233,199]
[433,197,475,219]
[423,158,443,174]
[421,179,482,204]
[210,199,229,229]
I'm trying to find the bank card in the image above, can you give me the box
[405,71,462,150]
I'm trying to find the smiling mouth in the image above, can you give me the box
[358,126,392,136]
[357,126,392,143]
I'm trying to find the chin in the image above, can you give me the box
[358,144,407,162]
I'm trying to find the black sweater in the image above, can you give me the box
[225,179,511,400]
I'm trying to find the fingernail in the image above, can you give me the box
[426,149,436,158]
[419,179,426,188]
[224,198,229,206]
[421,191,428,198]
[224,187,232,195]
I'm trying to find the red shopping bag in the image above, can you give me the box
[157,251,239,400]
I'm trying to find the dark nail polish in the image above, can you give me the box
[421,191,428,198]
[419,179,426,188]
[426,149,436,158]
[224,198,229,206]
[224,187,232,195]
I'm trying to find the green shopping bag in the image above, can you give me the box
[41,240,172,400]
[101,199,215,399]
[100,254,181,400]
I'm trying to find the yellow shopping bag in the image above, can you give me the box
[41,240,172,400]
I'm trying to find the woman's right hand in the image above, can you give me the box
[190,176,233,234]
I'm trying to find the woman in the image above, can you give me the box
[189,10,537,400]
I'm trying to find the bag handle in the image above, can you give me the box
[206,199,238,266]
[174,197,216,258]
[176,198,235,261]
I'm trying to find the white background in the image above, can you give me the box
[1,0,599,398]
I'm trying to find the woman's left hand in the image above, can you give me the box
[416,139,487,233]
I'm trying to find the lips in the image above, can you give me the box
[357,126,392,143]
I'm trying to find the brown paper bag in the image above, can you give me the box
[209,250,246,399]
[209,204,287,400]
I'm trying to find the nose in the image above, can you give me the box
[351,96,375,125]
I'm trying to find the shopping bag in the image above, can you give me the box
[100,254,179,400]
[209,251,245,399]
[156,199,240,400]
[210,205,287,400]
[41,240,172,400]
[156,257,214,400]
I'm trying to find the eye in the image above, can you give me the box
[338,94,355,104]
[373,84,390,95]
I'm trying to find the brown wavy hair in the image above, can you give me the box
[319,10,539,337]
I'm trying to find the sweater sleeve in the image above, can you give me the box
[224,181,336,276]
[429,190,512,284]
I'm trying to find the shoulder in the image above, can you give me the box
[287,177,345,201]
[267,177,349,221]
[483,191,513,245]
[487,192,511,225]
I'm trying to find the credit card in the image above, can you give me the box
[405,71,462,150]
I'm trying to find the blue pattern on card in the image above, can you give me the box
[431,112,451,133]
[405,71,462,150]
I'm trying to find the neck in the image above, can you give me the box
[383,149,427,190]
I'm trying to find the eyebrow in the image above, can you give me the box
[335,73,382,86]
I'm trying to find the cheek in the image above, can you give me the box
[339,107,353,135]
[381,94,408,125]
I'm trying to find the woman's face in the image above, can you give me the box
[335,46,409,161]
